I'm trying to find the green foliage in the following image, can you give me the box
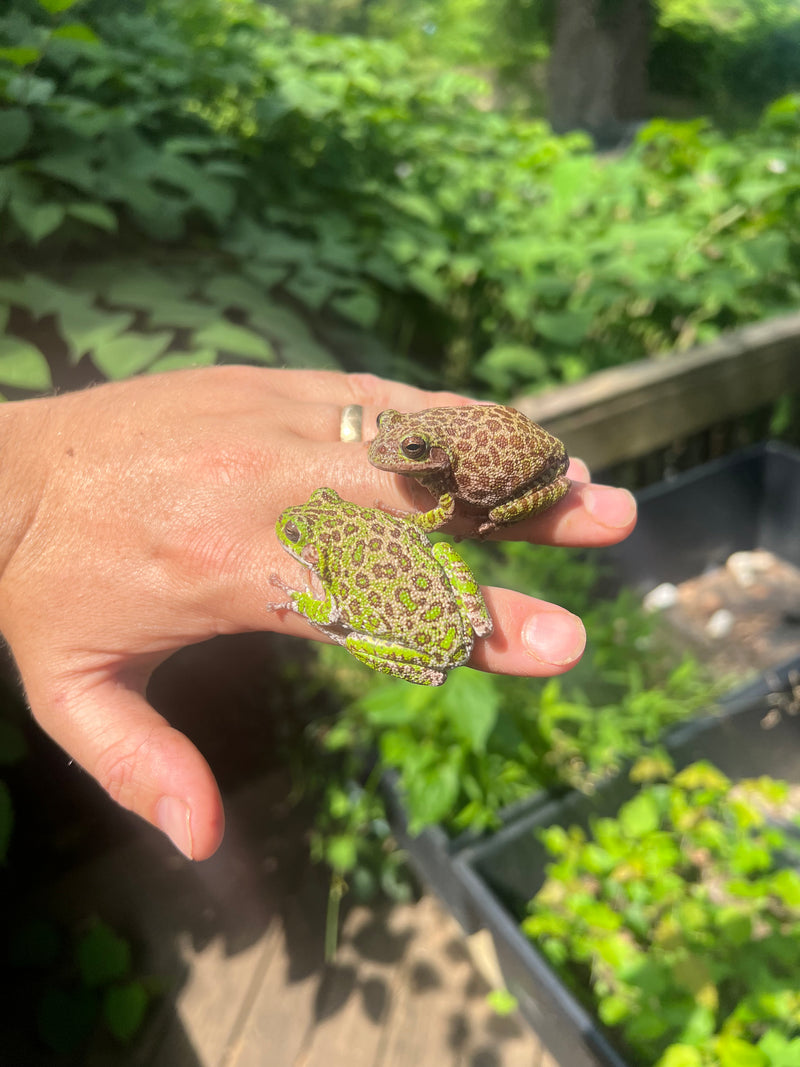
[653,1,800,125]
[8,915,154,1054]
[3,2,799,392]
[524,759,800,1066]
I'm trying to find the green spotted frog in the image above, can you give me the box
[368,405,570,537]
[267,487,492,686]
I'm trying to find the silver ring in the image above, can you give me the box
[339,404,364,443]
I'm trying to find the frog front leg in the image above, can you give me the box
[432,541,493,638]
[267,572,344,630]
[344,632,449,686]
[407,492,456,532]
[482,475,571,537]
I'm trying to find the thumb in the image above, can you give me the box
[27,673,225,861]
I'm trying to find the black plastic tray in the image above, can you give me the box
[389,443,800,934]
[601,441,800,587]
[453,658,800,1067]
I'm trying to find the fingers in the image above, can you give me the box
[473,588,586,676]
[27,671,224,861]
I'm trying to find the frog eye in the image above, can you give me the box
[284,521,301,544]
[400,435,429,460]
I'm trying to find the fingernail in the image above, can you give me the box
[524,611,586,666]
[156,796,194,860]
[584,486,637,529]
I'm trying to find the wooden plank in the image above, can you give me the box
[515,312,800,470]
[299,901,418,1067]
[378,895,543,1066]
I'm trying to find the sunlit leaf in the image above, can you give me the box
[90,332,174,379]
[0,337,52,390]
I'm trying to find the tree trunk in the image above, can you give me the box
[548,0,652,146]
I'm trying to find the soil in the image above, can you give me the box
[645,549,800,681]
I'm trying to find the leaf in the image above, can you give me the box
[9,199,66,243]
[0,337,52,390]
[76,922,131,988]
[655,1047,703,1067]
[330,290,380,329]
[0,273,69,316]
[146,350,218,374]
[0,109,33,160]
[193,321,275,363]
[716,1033,768,1067]
[66,202,118,232]
[441,670,499,753]
[0,47,41,67]
[57,300,134,364]
[37,0,83,11]
[404,754,461,833]
[51,23,100,45]
[103,981,148,1044]
[534,309,594,347]
[619,792,661,838]
[90,332,174,380]
[325,834,358,873]
[104,272,195,308]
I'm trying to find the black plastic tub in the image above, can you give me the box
[601,441,800,588]
[453,658,800,1067]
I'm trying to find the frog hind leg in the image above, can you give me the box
[480,475,571,537]
[432,541,493,638]
[344,634,448,686]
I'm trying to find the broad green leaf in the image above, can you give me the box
[0,47,41,67]
[66,202,118,232]
[330,290,380,329]
[655,1047,703,1067]
[716,1033,768,1067]
[0,337,52,390]
[91,332,174,380]
[103,981,148,1044]
[404,755,462,833]
[0,273,73,318]
[193,321,275,363]
[145,302,218,330]
[9,199,66,243]
[619,792,661,838]
[325,834,358,873]
[104,272,195,308]
[51,22,100,45]
[0,109,33,160]
[441,670,499,753]
[534,310,594,347]
[76,921,131,988]
[147,350,218,374]
[37,0,83,11]
[57,301,134,365]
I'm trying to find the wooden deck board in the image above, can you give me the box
[31,772,552,1067]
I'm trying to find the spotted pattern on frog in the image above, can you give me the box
[267,487,492,686]
[368,404,570,537]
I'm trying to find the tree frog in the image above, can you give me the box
[267,488,492,686]
[368,405,570,537]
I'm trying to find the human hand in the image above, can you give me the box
[0,366,636,859]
